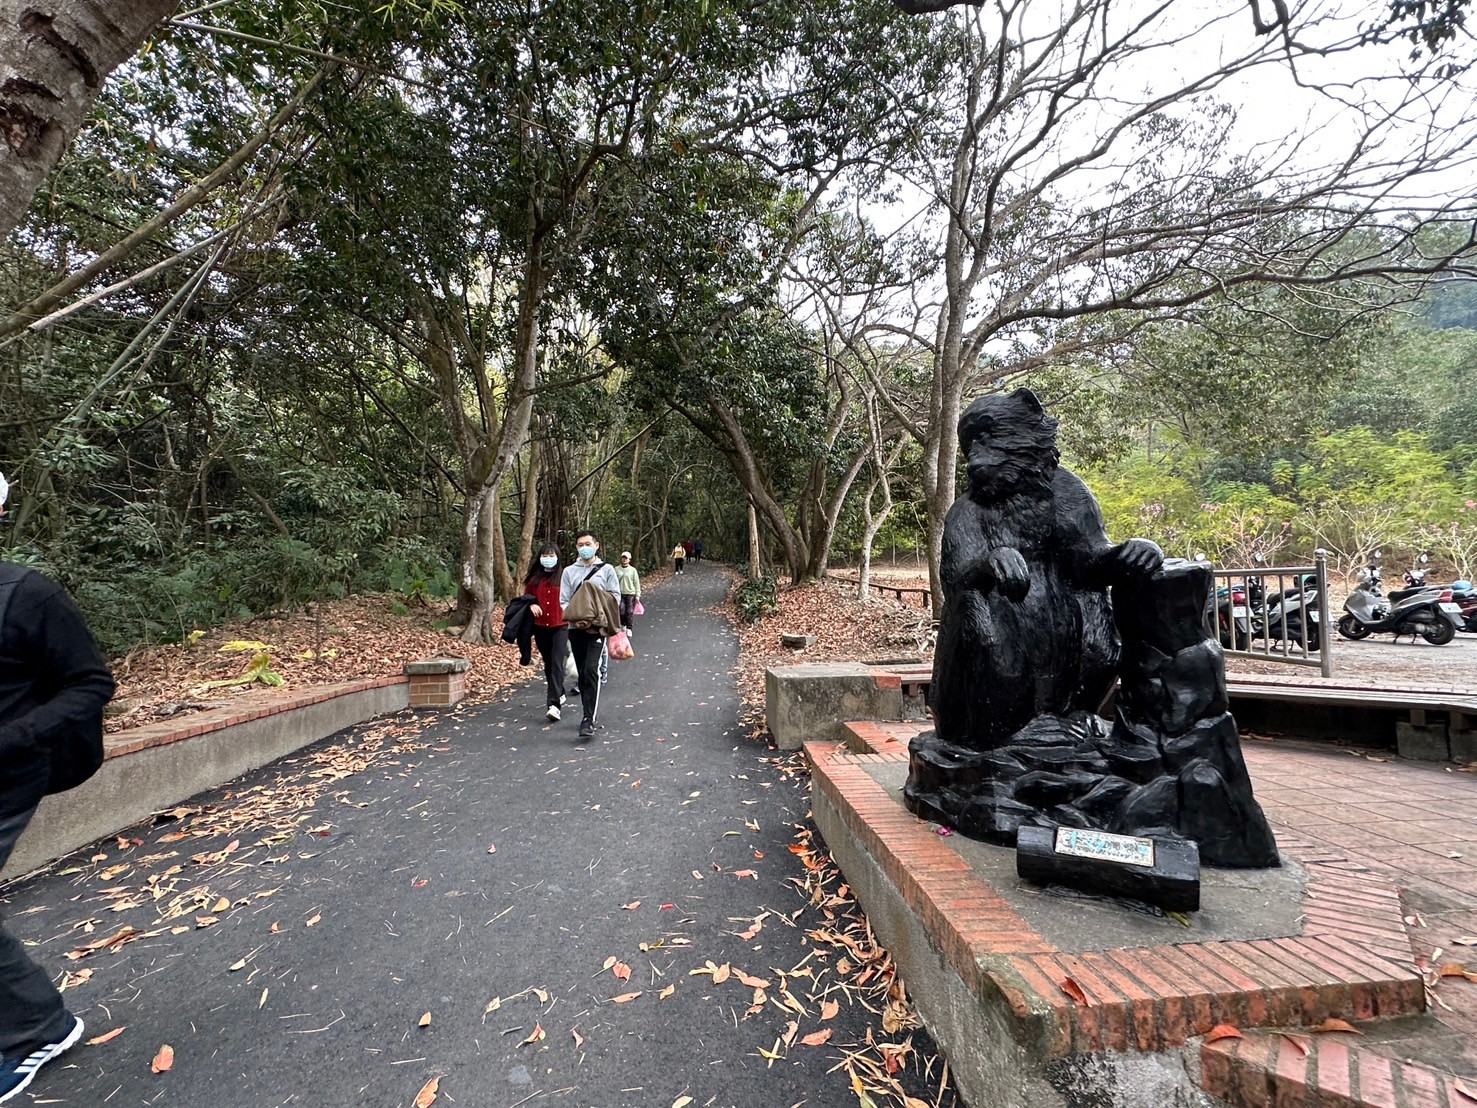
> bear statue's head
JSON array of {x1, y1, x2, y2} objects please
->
[{"x1": 958, "y1": 387, "x2": 1061, "y2": 501}]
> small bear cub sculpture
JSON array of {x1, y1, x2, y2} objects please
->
[{"x1": 928, "y1": 387, "x2": 1161, "y2": 749}]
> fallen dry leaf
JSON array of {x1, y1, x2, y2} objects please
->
[
  {"x1": 734, "y1": 970, "x2": 771, "y2": 989},
  {"x1": 1059, "y1": 977, "x2": 1089, "y2": 1006},
  {"x1": 572, "y1": 1028, "x2": 584, "y2": 1049},
  {"x1": 520, "y1": 1023, "x2": 545, "y2": 1046},
  {"x1": 820, "y1": 999, "x2": 840, "y2": 1020},
  {"x1": 419, "y1": 1012, "x2": 432, "y2": 1028},
  {"x1": 611, "y1": 991, "x2": 643, "y2": 1004},
  {"x1": 414, "y1": 1075, "x2": 440, "y2": 1107},
  {"x1": 151, "y1": 1044, "x2": 174, "y2": 1074},
  {"x1": 801, "y1": 1028, "x2": 833, "y2": 1047},
  {"x1": 613, "y1": 962, "x2": 632, "y2": 982},
  {"x1": 673, "y1": 1098, "x2": 694, "y2": 1108},
  {"x1": 87, "y1": 1027, "x2": 126, "y2": 1046},
  {"x1": 305, "y1": 913, "x2": 321, "y2": 927},
  {"x1": 212, "y1": 897, "x2": 230, "y2": 913},
  {"x1": 1439, "y1": 963, "x2": 1477, "y2": 982},
  {"x1": 659, "y1": 984, "x2": 675, "y2": 1000},
  {"x1": 1454, "y1": 1077, "x2": 1477, "y2": 1102},
  {"x1": 1453, "y1": 937, "x2": 1477, "y2": 947},
  {"x1": 1281, "y1": 1033, "x2": 1310, "y2": 1056},
  {"x1": 712, "y1": 963, "x2": 731, "y2": 985},
  {"x1": 622, "y1": 900, "x2": 641, "y2": 911},
  {"x1": 1205, "y1": 1025, "x2": 1243, "y2": 1044},
  {"x1": 486, "y1": 844, "x2": 496, "y2": 854},
  {"x1": 1312, "y1": 1018, "x2": 1362, "y2": 1035}
]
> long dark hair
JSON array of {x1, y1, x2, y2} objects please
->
[{"x1": 526, "y1": 542, "x2": 561, "y2": 584}]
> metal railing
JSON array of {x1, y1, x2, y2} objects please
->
[{"x1": 1204, "y1": 551, "x2": 1332, "y2": 677}]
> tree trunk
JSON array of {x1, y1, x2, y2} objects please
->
[
  {"x1": 705, "y1": 398, "x2": 810, "y2": 579},
  {"x1": 490, "y1": 485, "x2": 514, "y2": 603},
  {"x1": 0, "y1": 0, "x2": 181, "y2": 241},
  {"x1": 457, "y1": 486, "x2": 498, "y2": 642},
  {"x1": 747, "y1": 499, "x2": 761, "y2": 580},
  {"x1": 858, "y1": 440, "x2": 906, "y2": 603},
  {"x1": 512, "y1": 444, "x2": 542, "y2": 584}
]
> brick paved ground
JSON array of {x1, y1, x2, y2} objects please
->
[
  {"x1": 1245, "y1": 737, "x2": 1477, "y2": 1077},
  {"x1": 819, "y1": 721, "x2": 1477, "y2": 1105}
]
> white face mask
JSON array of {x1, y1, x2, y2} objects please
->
[{"x1": 540, "y1": 555, "x2": 558, "y2": 569}]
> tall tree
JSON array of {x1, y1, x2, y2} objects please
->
[
  {"x1": 866, "y1": 2, "x2": 1477, "y2": 606},
  {"x1": 0, "y1": 0, "x2": 180, "y2": 239}
]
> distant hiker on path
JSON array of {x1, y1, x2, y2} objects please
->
[
  {"x1": 672, "y1": 543, "x2": 686, "y2": 575},
  {"x1": 523, "y1": 543, "x2": 569, "y2": 723},
  {"x1": 1, "y1": 473, "x2": 116, "y2": 1104},
  {"x1": 615, "y1": 552, "x2": 641, "y2": 637},
  {"x1": 561, "y1": 532, "x2": 622, "y2": 740},
  {"x1": 692, "y1": 536, "x2": 704, "y2": 562}
]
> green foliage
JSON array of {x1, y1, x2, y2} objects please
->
[
  {"x1": 1082, "y1": 424, "x2": 1476, "y2": 576},
  {"x1": 733, "y1": 575, "x2": 779, "y2": 623}
]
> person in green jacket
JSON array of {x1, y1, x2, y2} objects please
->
[{"x1": 615, "y1": 552, "x2": 642, "y2": 637}]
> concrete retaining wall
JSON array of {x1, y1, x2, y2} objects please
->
[
  {"x1": 2, "y1": 678, "x2": 409, "y2": 880},
  {"x1": 765, "y1": 663, "x2": 905, "y2": 750},
  {"x1": 812, "y1": 779, "x2": 1219, "y2": 1108}
]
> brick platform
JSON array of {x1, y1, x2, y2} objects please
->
[{"x1": 805, "y1": 722, "x2": 1477, "y2": 1108}]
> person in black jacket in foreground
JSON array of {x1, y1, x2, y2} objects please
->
[{"x1": 0, "y1": 473, "x2": 116, "y2": 1105}]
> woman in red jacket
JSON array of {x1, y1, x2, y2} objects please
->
[{"x1": 524, "y1": 543, "x2": 569, "y2": 722}]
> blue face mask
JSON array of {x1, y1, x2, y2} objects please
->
[
  {"x1": 540, "y1": 555, "x2": 558, "y2": 570},
  {"x1": 577, "y1": 545, "x2": 596, "y2": 561}
]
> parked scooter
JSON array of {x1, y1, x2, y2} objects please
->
[
  {"x1": 1254, "y1": 571, "x2": 1322, "y2": 652},
  {"x1": 1448, "y1": 579, "x2": 1477, "y2": 633},
  {"x1": 1337, "y1": 555, "x2": 1463, "y2": 644},
  {"x1": 1209, "y1": 582, "x2": 1253, "y2": 650}
]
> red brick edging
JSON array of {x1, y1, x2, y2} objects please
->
[
  {"x1": 104, "y1": 676, "x2": 409, "y2": 760},
  {"x1": 807, "y1": 726, "x2": 1424, "y2": 1059}
]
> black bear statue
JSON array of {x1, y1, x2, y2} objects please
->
[{"x1": 903, "y1": 388, "x2": 1279, "y2": 869}]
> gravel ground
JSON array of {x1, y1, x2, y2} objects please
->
[{"x1": 1228, "y1": 630, "x2": 1477, "y2": 690}]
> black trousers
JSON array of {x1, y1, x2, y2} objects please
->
[
  {"x1": 674, "y1": 557, "x2": 684, "y2": 574},
  {"x1": 532, "y1": 625, "x2": 568, "y2": 707},
  {"x1": 1, "y1": 801, "x2": 67, "y2": 1054},
  {"x1": 620, "y1": 595, "x2": 637, "y2": 632},
  {"x1": 568, "y1": 629, "x2": 605, "y2": 725}
]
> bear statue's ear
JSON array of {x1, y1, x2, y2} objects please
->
[{"x1": 1011, "y1": 387, "x2": 1044, "y2": 414}]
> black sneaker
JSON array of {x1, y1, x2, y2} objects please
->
[
  {"x1": 0, "y1": 1014, "x2": 84, "y2": 1104},
  {"x1": 578, "y1": 718, "x2": 594, "y2": 740}
]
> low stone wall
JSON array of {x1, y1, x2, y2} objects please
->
[
  {"x1": 2, "y1": 677, "x2": 410, "y2": 880},
  {"x1": 765, "y1": 662, "x2": 907, "y2": 750}
]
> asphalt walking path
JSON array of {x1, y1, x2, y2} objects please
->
[{"x1": 2, "y1": 562, "x2": 948, "y2": 1108}]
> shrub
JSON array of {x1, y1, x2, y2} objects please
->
[{"x1": 734, "y1": 575, "x2": 779, "y2": 623}]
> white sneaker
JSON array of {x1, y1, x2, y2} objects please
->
[{"x1": 546, "y1": 704, "x2": 561, "y2": 722}]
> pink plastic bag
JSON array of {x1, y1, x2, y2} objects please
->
[
  {"x1": 633, "y1": 601, "x2": 645, "y2": 616},
  {"x1": 608, "y1": 630, "x2": 635, "y2": 661}
]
